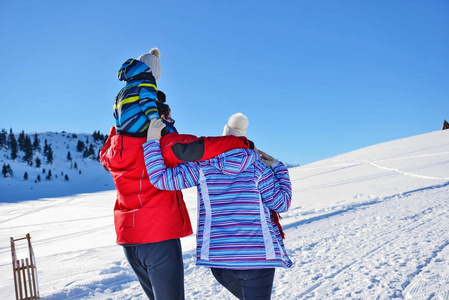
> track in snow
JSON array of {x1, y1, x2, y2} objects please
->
[{"x1": 274, "y1": 183, "x2": 449, "y2": 299}]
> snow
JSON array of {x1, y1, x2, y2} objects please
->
[{"x1": 1, "y1": 130, "x2": 448, "y2": 299}]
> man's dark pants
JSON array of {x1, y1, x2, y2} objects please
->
[{"x1": 123, "y1": 239, "x2": 184, "y2": 300}]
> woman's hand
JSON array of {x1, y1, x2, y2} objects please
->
[
  {"x1": 258, "y1": 149, "x2": 278, "y2": 167},
  {"x1": 147, "y1": 118, "x2": 166, "y2": 141}
]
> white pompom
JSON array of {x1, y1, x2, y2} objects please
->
[
  {"x1": 222, "y1": 113, "x2": 249, "y2": 136},
  {"x1": 149, "y1": 48, "x2": 160, "y2": 58},
  {"x1": 228, "y1": 113, "x2": 249, "y2": 131}
]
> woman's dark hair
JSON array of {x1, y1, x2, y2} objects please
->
[{"x1": 157, "y1": 101, "x2": 171, "y2": 118}]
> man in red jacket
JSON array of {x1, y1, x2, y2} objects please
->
[{"x1": 100, "y1": 102, "x2": 253, "y2": 299}]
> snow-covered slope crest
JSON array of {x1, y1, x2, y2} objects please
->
[
  {"x1": 287, "y1": 130, "x2": 449, "y2": 213},
  {"x1": 0, "y1": 130, "x2": 448, "y2": 299}
]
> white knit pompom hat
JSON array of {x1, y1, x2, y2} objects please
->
[
  {"x1": 137, "y1": 48, "x2": 161, "y2": 81},
  {"x1": 222, "y1": 113, "x2": 249, "y2": 137}
]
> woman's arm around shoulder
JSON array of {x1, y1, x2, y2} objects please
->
[
  {"x1": 143, "y1": 138, "x2": 201, "y2": 191},
  {"x1": 256, "y1": 157, "x2": 292, "y2": 213}
]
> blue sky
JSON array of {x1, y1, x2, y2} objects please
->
[{"x1": 1, "y1": 0, "x2": 448, "y2": 165}]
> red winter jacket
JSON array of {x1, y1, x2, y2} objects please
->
[{"x1": 100, "y1": 127, "x2": 252, "y2": 244}]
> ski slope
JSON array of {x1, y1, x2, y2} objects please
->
[{"x1": 0, "y1": 130, "x2": 448, "y2": 299}]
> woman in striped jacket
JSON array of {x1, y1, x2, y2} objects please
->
[{"x1": 143, "y1": 114, "x2": 293, "y2": 300}]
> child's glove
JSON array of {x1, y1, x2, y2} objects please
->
[
  {"x1": 147, "y1": 119, "x2": 166, "y2": 141},
  {"x1": 258, "y1": 150, "x2": 278, "y2": 167}
]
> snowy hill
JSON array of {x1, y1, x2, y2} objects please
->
[
  {"x1": 0, "y1": 131, "x2": 114, "y2": 202},
  {"x1": 0, "y1": 129, "x2": 299, "y2": 204},
  {"x1": 0, "y1": 130, "x2": 448, "y2": 299}
]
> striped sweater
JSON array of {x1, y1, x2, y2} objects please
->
[
  {"x1": 114, "y1": 59, "x2": 159, "y2": 137},
  {"x1": 143, "y1": 140, "x2": 293, "y2": 269}
]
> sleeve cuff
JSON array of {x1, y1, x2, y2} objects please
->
[
  {"x1": 143, "y1": 139, "x2": 160, "y2": 150},
  {"x1": 271, "y1": 160, "x2": 281, "y2": 169}
]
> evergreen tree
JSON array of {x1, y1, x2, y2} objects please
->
[
  {"x1": 67, "y1": 151, "x2": 72, "y2": 162},
  {"x1": 83, "y1": 147, "x2": 89, "y2": 158},
  {"x1": 64, "y1": 174, "x2": 69, "y2": 181},
  {"x1": 77, "y1": 140, "x2": 85, "y2": 152},
  {"x1": 43, "y1": 139, "x2": 48, "y2": 158},
  {"x1": 0, "y1": 128, "x2": 7, "y2": 149},
  {"x1": 32, "y1": 133, "x2": 41, "y2": 152},
  {"x1": 23, "y1": 136, "x2": 33, "y2": 165},
  {"x1": 17, "y1": 130, "x2": 26, "y2": 151},
  {"x1": 24, "y1": 172, "x2": 28, "y2": 181},
  {"x1": 2, "y1": 164, "x2": 13, "y2": 178},
  {"x1": 74, "y1": 162, "x2": 78, "y2": 170},
  {"x1": 2, "y1": 164, "x2": 7, "y2": 178},
  {"x1": 46, "y1": 144, "x2": 54, "y2": 164},
  {"x1": 18, "y1": 131, "x2": 26, "y2": 151},
  {"x1": 35, "y1": 157, "x2": 42, "y2": 168},
  {"x1": 9, "y1": 129, "x2": 18, "y2": 160},
  {"x1": 46, "y1": 170, "x2": 52, "y2": 181},
  {"x1": 37, "y1": 174, "x2": 41, "y2": 182},
  {"x1": 92, "y1": 130, "x2": 105, "y2": 142},
  {"x1": 88, "y1": 144, "x2": 95, "y2": 158}
]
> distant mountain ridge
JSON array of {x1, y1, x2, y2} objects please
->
[{"x1": 0, "y1": 130, "x2": 114, "y2": 202}]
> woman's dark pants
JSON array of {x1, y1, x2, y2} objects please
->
[{"x1": 211, "y1": 268, "x2": 275, "y2": 300}]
